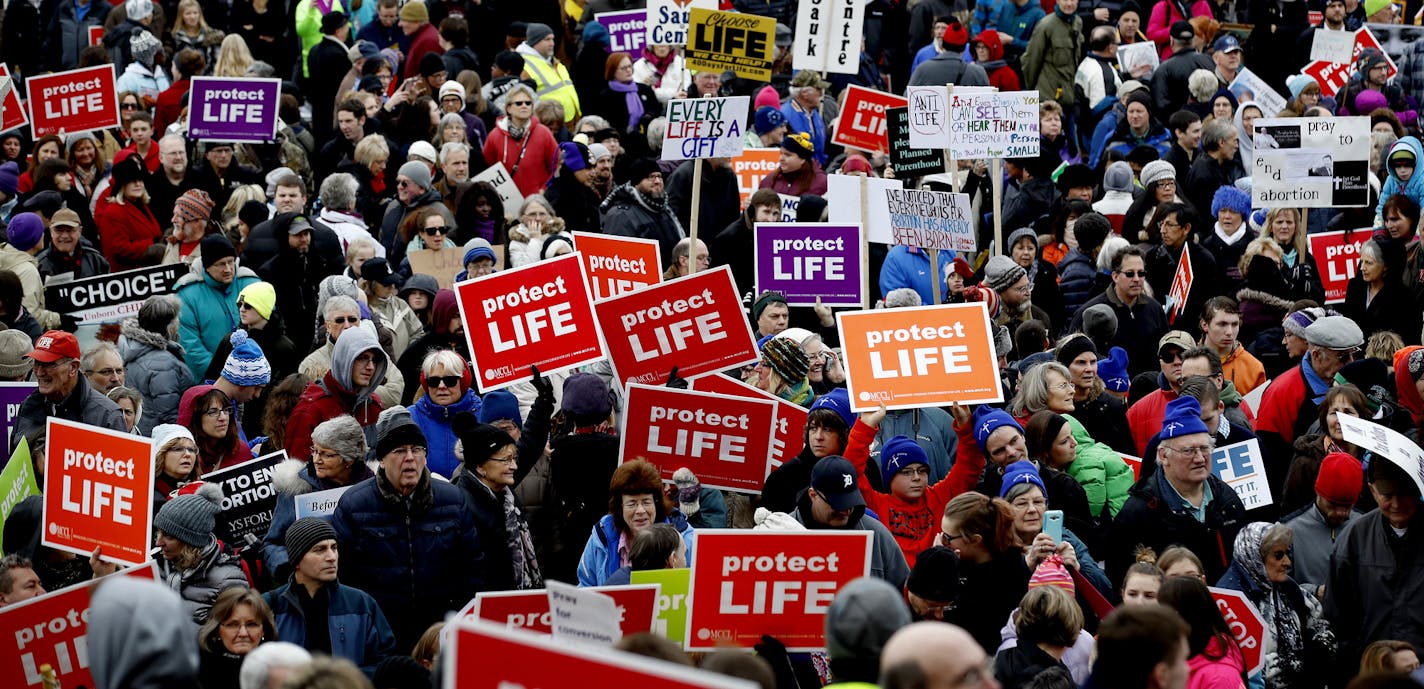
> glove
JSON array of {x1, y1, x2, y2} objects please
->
[
  {"x1": 665, "y1": 366, "x2": 689, "y2": 389},
  {"x1": 672, "y1": 467, "x2": 701, "y2": 517},
  {"x1": 530, "y1": 365, "x2": 554, "y2": 399},
  {"x1": 59, "y1": 313, "x2": 80, "y2": 333}
]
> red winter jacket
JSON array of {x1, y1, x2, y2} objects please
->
[
  {"x1": 285, "y1": 372, "x2": 385, "y2": 461},
  {"x1": 1127, "y1": 385, "x2": 1178, "y2": 456},
  {"x1": 402, "y1": 23, "x2": 444, "y2": 79},
  {"x1": 97, "y1": 196, "x2": 162, "y2": 272},
  {"x1": 483, "y1": 118, "x2": 559, "y2": 197},
  {"x1": 971, "y1": 30, "x2": 1022, "y2": 92}
]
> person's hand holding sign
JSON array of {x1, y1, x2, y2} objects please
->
[{"x1": 860, "y1": 404, "x2": 886, "y2": 429}]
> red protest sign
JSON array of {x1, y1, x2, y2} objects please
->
[
  {"x1": 445, "y1": 618, "x2": 757, "y2": 689},
  {"x1": 619, "y1": 384, "x2": 776, "y2": 493},
  {"x1": 0, "y1": 65, "x2": 29, "y2": 135},
  {"x1": 455, "y1": 252, "x2": 606, "y2": 392},
  {"x1": 692, "y1": 372, "x2": 808, "y2": 470},
  {"x1": 27, "y1": 65, "x2": 121, "y2": 138},
  {"x1": 43, "y1": 418, "x2": 154, "y2": 566},
  {"x1": 1166, "y1": 247, "x2": 1193, "y2": 325},
  {"x1": 686, "y1": 530, "x2": 872, "y2": 651},
  {"x1": 593, "y1": 265, "x2": 758, "y2": 387},
  {"x1": 1209, "y1": 587, "x2": 1267, "y2": 675},
  {"x1": 87, "y1": 26, "x2": 105, "y2": 47},
  {"x1": 0, "y1": 562, "x2": 158, "y2": 689},
  {"x1": 1303, "y1": 26, "x2": 1395, "y2": 96},
  {"x1": 1308, "y1": 228, "x2": 1370, "y2": 304},
  {"x1": 832, "y1": 86, "x2": 906, "y2": 153},
  {"x1": 461, "y1": 584, "x2": 660, "y2": 637},
  {"x1": 573, "y1": 231, "x2": 663, "y2": 300}
]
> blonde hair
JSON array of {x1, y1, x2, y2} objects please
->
[
  {"x1": 1238, "y1": 235, "x2": 1283, "y2": 276},
  {"x1": 214, "y1": 34, "x2": 254, "y2": 77},
  {"x1": 354, "y1": 134, "x2": 390, "y2": 168},
  {"x1": 1264, "y1": 207, "x2": 1307, "y2": 257},
  {"x1": 1367, "y1": 330, "x2": 1404, "y2": 363},
  {"x1": 1040, "y1": 100, "x2": 1064, "y2": 119},
  {"x1": 222, "y1": 183, "x2": 265, "y2": 232},
  {"x1": 1009, "y1": 362, "x2": 1073, "y2": 418},
  {"x1": 174, "y1": 0, "x2": 213, "y2": 35}
]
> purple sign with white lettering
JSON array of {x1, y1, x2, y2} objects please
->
[
  {"x1": 754, "y1": 223, "x2": 864, "y2": 307},
  {"x1": 187, "y1": 76, "x2": 282, "y2": 143},
  {"x1": 597, "y1": 10, "x2": 647, "y2": 54},
  {"x1": 0, "y1": 382, "x2": 37, "y2": 449}
]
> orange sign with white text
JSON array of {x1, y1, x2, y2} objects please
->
[
  {"x1": 42, "y1": 419, "x2": 154, "y2": 566},
  {"x1": 836, "y1": 302, "x2": 1004, "y2": 412},
  {"x1": 732, "y1": 148, "x2": 780, "y2": 206},
  {"x1": 573, "y1": 231, "x2": 663, "y2": 300}
]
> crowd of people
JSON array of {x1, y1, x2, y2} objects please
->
[{"x1": 7, "y1": 0, "x2": 1424, "y2": 687}]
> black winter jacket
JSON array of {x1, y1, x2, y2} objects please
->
[{"x1": 1107, "y1": 469, "x2": 1246, "y2": 588}]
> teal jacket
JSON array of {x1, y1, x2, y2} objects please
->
[{"x1": 175, "y1": 263, "x2": 260, "y2": 380}]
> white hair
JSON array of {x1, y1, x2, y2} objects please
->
[
  {"x1": 239, "y1": 642, "x2": 312, "y2": 689},
  {"x1": 422, "y1": 349, "x2": 468, "y2": 379},
  {"x1": 318, "y1": 172, "x2": 358, "y2": 212},
  {"x1": 439, "y1": 141, "x2": 471, "y2": 164},
  {"x1": 323, "y1": 295, "x2": 360, "y2": 320}
]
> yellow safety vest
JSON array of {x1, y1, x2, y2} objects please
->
[{"x1": 523, "y1": 55, "x2": 582, "y2": 123}]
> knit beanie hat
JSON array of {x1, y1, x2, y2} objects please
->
[
  {"x1": 525, "y1": 22, "x2": 554, "y2": 46},
  {"x1": 200, "y1": 234, "x2": 236, "y2": 269},
  {"x1": 809, "y1": 388, "x2": 855, "y2": 430},
  {"x1": 1055, "y1": 335, "x2": 1097, "y2": 367},
  {"x1": 151, "y1": 424, "x2": 195, "y2": 466},
  {"x1": 476, "y1": 389, "x2": 524, "y2": 430},
  {"x1": 285, "y1": 517, "x2": 338, "y2": 564},
  {"x1": 941, "y1": 18, "x2": 969, "y2": 48},
  {"x1": 559, "y1": 141, "x2": 588, "y2": 171},
  {"x1": 239, "y1": 282, "x2": 276, "y2": 320},
  {"x1": 561, "y1": 372, "x2": 613, "y2": 423},
  {"x1": 6, "y1": 213, "x2": 44, "y2": 251},
  {"x1": 1316, "y1": 452, "x2": 1364, "y2": 504},
  {"x1": 1286, "y1": 74, "x2": 1317, "y2": 100},
  {"x1": 1082, "y1": 303, "x2": 1118, "y2": 343},
  {"x1": 782, "y1": 132, "x2": 814, "y2": 160},
  {"x1": 973, "y1": 406, "x2": 1022, "y2": 454},
  {"x1": 222, "y1": 330, "x2": 271, "y2": 386},
  {"x1": 399, "y1": 0, "x2": 428, "y2": 22},
  {"x1": 754, "y1": 106, "x2": 788, "y2": 135},
  {"x1": 0, "y1": 330, "x2": 34, "y2": 379},
  {"x1": 880, "y1": 435, "x2": 930, "y2": 488},
  {"x1": 906, "y1": 546, "x2": 962, "y2": 602},
  {"x1": 1098, "y1": 346, "x2": 1131, "y2": 393},
  {"x1": 752, "y1": 291, "x2": 788, "y2": 322},
  {"x1": 127, "y1": 0, "x2": 153, "y2": 21},
  {"x1": 419, "y1": 52, "x2": 446, "y2": 78},
  {"x1": 454, "y1": 417, "x2": 516, "y2": 466},
  {"x1": 1160, "y1": 396, "x2": 1210, "y2": 439},
  {"x1": 374, "y1": 406, "x2": 428, "y2": 458},
  {"x1": 1029, "y1": 554, "x2": 1076, "y2": 592},
  {"x1": 1283, "y1": 307, "x2": 1327, "y2": 338},
  {"x1": 1365, "y1": 0, "x2": 1392, "y2": 15},
  {"x1": 175, "y1": 189, "x2": 216, "y2": 227},
  {"x1": 238, "y1": 200, "x2": 269, "y2": 230},
  {"x1": 824, "y1": 577, "x2": 911, "y2": 661},
  {"x1": 761, "y1": 337, "x2": 810, "y2": 382},
  {"x1": 1211, "y1": 186, "x2": 1252, "y2": 219},
  {"x1": 0, "y1": 162, "x2": 19, "y2": 197},
  {"x1": 1140, "y1": 160, "x2": 1176, "y2": 188},
  {"x1": 1000, "y1": 460, "x2": 1047, "y2": 499},
  {"x1": 983, "y1": 255, "x2": 1027, "y2": 294},
  {"x1": 463, "y1": 238, "x2": 497, "y2": 268},
  {"x1": 965, "y1": 285, "x2": 1000, "y2": 320},
  {"x1": 154, "y1": 482, "x2": 224, "y2": 547},
  {"x1": 398, "y1": 161, "x2": 432, "y2": 190},
  {"x1": 1103, "y1": 161, "x2": 1135, "y2": 193},
  {"x1": 131, "y1": 30, "x2": 162, "y2": 67}
]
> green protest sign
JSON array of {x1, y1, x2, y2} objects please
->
[
  {"x1": 0, "y1": 439, "x2": 39, "y2": 555},
  {"x1": 632, "y1": 568, "x2": 690, "y2": 646}
]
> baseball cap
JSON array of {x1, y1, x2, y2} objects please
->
[
  {"x1": 28, "y1": 330, "x2": 81, "y2": 363},
  {"x1": 1213, "y1": 35, "x2": 1241, "y2": 53},
  {"x1": 50, "y1": 208, "x2": 81, "y2": 228},
  {"x1": 360, "y1": 257, "x2": 403, "y2": 286},
  {"x1": 811, "y1": 456, "x2": 865, "y2": 511},
  {"x1": 1171, "y1": 20, "x2": 1194, "y2": 41},
  {"x1": 1158, "y1": 330, "x2": 1194, "y2": 355},
  {"x1": 287, "y1": 215, "x2": 314, "y2": 235}
]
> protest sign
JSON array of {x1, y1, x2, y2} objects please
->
[
  {"x1": 445, "y1": 618, "x2": 757, "y2": 689},
  {"x1": 466, "y1": 584, "x2": 660, "y2": 637},
  {"x1": 1165, "y1": 248, "x2": 1193, "y2": 325},
  {"x1": 837, "y1": 302, "x2": 1003, "y2": 411},
  {"x1": 686, "y1": 530, "x2": 871, "y2": 651},
  {"x1": 684, "y1": 9, "x2": 777, "y2": 81},
  {"x1": 1228, "y1": 68, "x2": 1288, "y2": 120},
  {"x1": 1, "y1": 439, "x2": 38, "y2": 555},
  {"x1": 1304, "y1": 26, "x2": 1396, "y2": 95},
  {"x1": 1310, "y1": 28, "x2": 1356, "y2": 62},
  {"x1": 1252, "y1": 117, "x2": 1370, "y2": 208},
  {"x1": 646, "y1": 0, "x2": 718, "y2": 46},
  {"x1": 620, "y1": 384, "x2": 777, "y2": 492},
  {"x1": 632, "y1": 568, "x2": 691, "y2": 645},
  {"x1": 885, "y1": 189, "x2": 974, "y2": 252},
  {"x1": 597, "y1": 10, "x2": 648, "y2": 53},
  {"x1": 406, "y1": 247, "x2": 465, "y2": 289},
  {"x1": 471, "y1": 162, "x2": 524, "y2": 220},
  {"x1": 594, "y1": 265, "x2": 758, "y2": 387},
  {"x1": 661, "y1": 96, "x2": 751, "y2": 160},
  {"x1": 1308, "y1": 229, "x2": 1371, "y2": 303},
  {"x1": 573, "y1": 232, "x2": 663, "y2": 299},
  {"x1": 948, "y1": 90, "x2": 1039, "y2": 159},
  {"x1": 456, "y1": 252, "x2": 605, "y2": 392},
  {"x1": 0, "y1": 65, "x2": 29, "y2": 134},
  {"x1": 1210, "y1": 439, "x2": 1273, "y2": 509},
  {"x1": 907, "y1": 85, "x2": 951, "y2": 149},
  {"x1": 87, "y1": 25, "x2": 105, "y2": 47},
  {"x1": 793, "y1": 0, "x2": 864, "y2": 74},
  {"x1": 827, "y1": 174, "x2": 900, "y2": 244},
  {"x1": 201, "y1": 451, "x2": 284, "y2": 546},
  {"x1": 1117, "y1": 41, "x2": 1160, "y2": 79},
  {"x1": 1209, "y1": 587, "x2": 1268, "y2": 676},
  {"x1": 0, "y1": 382, "x2": 37, "y2": 450},
  {"x1": 776, "y1": 193, "x2": 801, "y2": 221},
  {"x1": 886, "y1": 106, "x2": 947, "y2": 176},
  {"x1": 43, "y1": 419, "x2": 153, "y2": 565},
  {"x1": 547, "y1": 580, "x2": 624, "y2": 645},
  {"x1": 732, "y1": 148, "x2": 780, "y2": 205},
  {"x1": 1121, "y1": 453, "x2": 1143, "y2": 481},
  {"x1": 27, "y1": 65, "x2": 120, "y2": 137},
  {"x1": 754, "y1": 223, "x2": 864, "y2": 306},
  {"x1": 691, "y1": 373, "x2": 809, "y2": 470},
  {"x1": 294, "y1": 485, "x2": 351, "y2": 519},
  {"x1": 832, "y1": 86, "x2": 905, "y2": 152},
  {"x1": 1337, "y1": 414, "x2": 1424, "y2": 496},
  {"x1": 187, "y1": 76, "x2": 281, "y2": 142},
  {"x1": 44, "y1": 263, "x2": 185, "y2": 325},
  {"x1": 0, "y1": 562, "x2": 159, "y2": 689}
]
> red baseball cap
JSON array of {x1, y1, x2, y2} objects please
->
[{"x1": 28, "y1": 330, "x2": 81, "y2": 363}]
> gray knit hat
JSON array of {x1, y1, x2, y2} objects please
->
[
  {"x1": 397, "y1": 161, "x2": 432, "y2": 190},
  {"x1": 311, "y1": 415, "x2": 368, "y2": 464},
  {"x1": 1082, "y1": 303, "x2": 1118, "y2": 343},
  {"x1": 285, "y1": 517, "x2": 338, "y2": 564},
  {"x1": 0, "y1": 330, "x2": 34, "y2": 378},
  {"x1": 374, "y1": 406, "x2": 427, "y2": 459},
  {"x1": 824, "y1": 577, "x2": 911, "y2": 661},
  {"x1": 984, "y1": 255, "x2": 1027, "y2": 293},
  {"x1": 154, "y1": 482, "x2": 224, "y2": 547},
  {"x1": 525, "y1": 22, "x2": 554, "y2": 46}
]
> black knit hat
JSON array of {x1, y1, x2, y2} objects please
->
[
  {"x1": 907, "y1": 546, "x2": 963, "y2": 602},
  {"x1": 285, "y1": 517, "x2": 337, "y2": 563},
  {"x1": 452, "y1": 412, "x2": 515, "y2": 465},
  {"x1": 109, "y1": 155, "x2": 147, "y2": 192},
  {"x1": 200, "y1": 234, "x2": 236, "y2": 269}
]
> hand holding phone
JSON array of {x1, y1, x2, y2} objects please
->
[{"x1": 1043, "y1": 510, "x2": 1064, "y2": 544}]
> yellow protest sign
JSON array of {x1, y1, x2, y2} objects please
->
[{"x1": 684, "y1": 8, "x2": 776, "y2": 81}]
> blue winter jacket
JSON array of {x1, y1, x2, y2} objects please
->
[
  {"x1": 263, "y1": 579, "x2": 396, "y2": 676},
  {"x1": 879, "y1": 245, "x2": 956, "y2": 305},
  {"x1": 996, "y1": 0, "x2": 1046, "y2": 53},
  {"x1": 409, "y1": 390, "x2": 482, "y2": 479},
  {"x1": 781, "y1": 101, "x2": 828, "y2": 166},
  {"x1": 576, "y1": 513, "x2": 695, "y2": 587},
  {"x1": 175, "y1": 263, "x2": 260, "y2": 380},
  {"x1": 1378, "y1": 137, "x2": 1424, "y2": 222},
  {"x1": 262, "y1": 458, "x2": 375, "y2": 581},
  {"x1": 1057, "y1": 248, "x2": 1099, "y2": 317}
]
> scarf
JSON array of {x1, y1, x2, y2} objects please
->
[
  {"x1": 502, "y1": 486, "x2": 543, "y2": 589},
  {"x1": 1215, "y1": 223, "x2": 1248, "y2": 245},
  {"x1": 608, "y1": 79, "x2": 644, "y2": 132},
  {"x1": 640, "y1": 47, "x2": 676, "y2": 85},
  {"x1": 1231, "y1": 522, "x2": 1307, "y2": 685}
]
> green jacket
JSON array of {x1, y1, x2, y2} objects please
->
[
  {"x1": 1063, "y1": 414, "x2": 1134, "y2": 518},
  {"x1": 1023, "y1": 10, "x2": 1082, "y2": 107}
]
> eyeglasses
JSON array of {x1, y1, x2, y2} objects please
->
[
  {"x1": 507, "y1": 100, "x2": 533, "y2": 107},
  {"x1": 389, "y1": 445, "x2": 427, "y2": 457},
  {"x1": 220, "y1": 620, "x2": 264, "y2": 633},
  {"x1": 938, "y1": 531, "x2": 966, "y2": 546},
  {"x1": 1330, "y1": 348, "x2": 1360, "y2": 362},
  {"x1": 897, "y1": 466, "x2": 930, "y2": 478},
  {"x1": 168, "y1": 444, "x2": 198, "y2": 455},
  {"x1": 427, "y1": 375, "x2": 461, "y2": 389},
  {"x1": 354, "y1": 353, "x2": 378, "y2": 367},
  {"x1": 1010, "y1": 497, "x2": 1048, "y2": 510},
  {"x1": 312, "y1": 448, "x2": 344, "y2": 462},
  {"x1": 1118, "y1": 270, "x2": 1147, "y2": 278},
  {"x1": 330, "y1": 316, "x2": 360, "y2": 325},
  {"x1": 1164, "y1": 444, "x2": 1213, "y2": 458},
  {"x1": 422, "y1": 225, "x2": 450, "y2": 235},
  {"x1": 204, "y1": 407, "x2": 232, "y2": 419},
  {"x1": 121, "y1": 103, "x2": 140, "y2": 111},
  {"x1": 1051, "y1": 381, "x2": 1075, "y2": 391},
  {"x1": 489, "y1": 451, "x2": 518, "y2": 465},
  {"x1": 86, "y1": 367, "x2": 124, "y2": 377}
]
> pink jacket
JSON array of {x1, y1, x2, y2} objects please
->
[
  {"x1": 1187, "y1": 636, "x2": 1247, "y2": 689},
  {"x1": 1146, "y1": 0, "x2": 1215, "y2": 59}
]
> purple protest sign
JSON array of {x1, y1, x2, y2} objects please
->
[
  {"x1": 187, "y1": 76, "x2": 282, "y2": 143},
  {"x1": 0, "y1": 382, "x2": 37, "y2": 449},
  {"x1": 597, "y1": 10, "x2": 647, "y2": 54},
  {"x1": 754, "y1": 223, "x2": 864, "y2": 307}
]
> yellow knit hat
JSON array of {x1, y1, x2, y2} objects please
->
[{"x1": 238, "y1": 282, "x2": 277, "y2": 320}]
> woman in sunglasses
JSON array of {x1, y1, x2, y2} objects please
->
[
  {"x1": 408, "y1": 350, "x2": 481, "y2": 480},
  {"x1": 396, "y1": 208, "x2": 458, "y2": 281}
]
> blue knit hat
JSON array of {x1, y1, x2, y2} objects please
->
[
  {"x1": 1160, "y1": 396, "x2": 1210, "y2": 439},
  {"x1": 1000, "y1": 460, "x2": 1047, "y2": 499},
  {"x1": 754, "y1": 106, "x2": 787, "y2": 135},
  {"x1": 1098, "y1": 346, "x2": 1131, "y2": 393},
  {"x1": 1210, "y1": 185, "x2": 1252, "y2": 219},
  {"x1": 973, "y1": 406, "x2": 1022, "y2": 454},
  {"x1": 880, "y1": 435, "x2": 929, "y2": 487},
  {"x1": 221, "y1": 330, "x2": 271, "y2": 386},
  {"x1": 477, "y1": 389, "x2": 524, "y2": 430},
  {"x1": 809, "y1": 388, "x2": 855, "y2": 430},
  {"x1": 463, "y1": 243, "x2": 496, "y2": 268}
]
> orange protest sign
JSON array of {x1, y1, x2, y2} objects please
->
[
  {"x1": 42, "y1": 418, "x2": 154, "y2": 566},
  {"x1": 573, "y1": 231, "x2": 663, "y2": 299},
  {"x1": 836, "y1": 302, "x2": 1003, "y2": 412},
  {"x1": 732, "y1": 148, "x2": 780, "y2": 206}
]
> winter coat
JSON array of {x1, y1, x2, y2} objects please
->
[
  {"x1": 545, "y1": 431, "x2": 622, "y2": 583},
  {"x1": 44, "y1": 0, "x2": 110, "y2": 71},
  {"x1": 577, "y1": 512, "x2": 695, "y2": 586},
  {"x1": 1186, "y1": 636, "x2": 1248, "y2": 689},
  {"x1": 1069, "y1": 392, "x2": 1134, "y2": 455},
  {"x1": 261, "y1": 458, "x2": 376, "y2": 580},
  {"x1": 331, "y1": 466, "x2": 485, "y2": 649},
  {"x1": 1147, "y1": 0, "x2": 1215, "y2": 59},
  {"x1": 1107, "y1": 118, "x2": 1175, "y2": 160},
  {"x1": 1063, "y1": 414, "x2": 1134, "y2": 519},
  {"x1": 1255, "y1": 358, "x2": 1328, "y2": 489},
  {"x1": 1128, "y1": 378, "x2": 1177, "y2": 455},
  {"x1": 995, "y1": 0, "x2": 1047, "y2": 54},
  {"x1": 994, "y1": 637, "x2": 1072, "y2": 688},
  {"x1": 668, "y1": 160, "x2": 741, "y2": 241},
  {"x1": 175, "y1": 263, "x2": 260, "y2": 381},
  {"x1": 121, "y1": 319, "x2": 194, "y2": 435},
  {"x1": 455, "y1": 458, "x2": 544, "y2": 592},
  {"x1": 908, "y1": 51, "x2": 992, "y2": 87},
  {"x1": 369, "y1": 294, "x2": 424, "y2": 362},
  {"x1": 12, "y1": 374, "x2": 127, "y2": 452},
  {"x1": 1282, "y1": 500, "x2": 1359, "y2": 601},
  {"x1": 1327, "y1": 508, "x2": 1424, "y2": 666},
  {"x1": 156, "y1": 538, "x2": 250, "y2": 625},
  {"x1": 243, "y1": 213, "x2": 346, "y2": 273},
  {"x1": 1185, "y1": 156, "x2": 1247, "y2": 225},
  {"x1": 36, "y1": 243, "x2": 110, "y2": 280},
  {"x1": 1146, "y1": 241, "x2": 1221, "y2": 335},
  {"x1": 1023, "y1": 11, "x2": 1082, "y2": 107},
  {"x1": 972, "y1": 31, "x2": 1023, "y2": 92},
  {"x1": 114, "y1": 62, "x2": 171, "y2": 104},
  {"x1": 409, "y1": 390, "x2": 481, "y2": 479},
  {"x1": 545, "y1": 174, "x2": 604, "y2": 233},
  {"x1": 1378, "y1": 138, "x2": 1424, "y2": 221},
  {"x1": 1151, "y1": 48, "x2": 1216, "y2": 115},
  {"x1": 482, "y1": 118, "x2": 560, "y2": 197},
  {"x1": 301, "y1": 336, "x2": 408, "y2": 410},
  {"x1": 1343, "y1": 273, "x2": 1422, "y2": 346},
  {"x1": 945, "y1": 551, "x2": 1031, "y2": 654},
  {"x1": 287, "y1": 327, "x2": 389, "y2": 459},
  {"x1": 97, "y1": 196, "x2": 163, "y2": 272},
  {"x1": 879, "y1": 245, "x2": 957, "y2": 305},
  {"x1": 758, "y1": 164, "x2": 829, "y2": 197},
  {"x1": 790, "y1": 491, "x2": 912, "y2": 589},
  {"x1": 595, "y1": 81, "x2": 661, "y2": 136},
  {"x1": 264, "y1": 579, "x2": 396, "y2": 674},
  {"x1": 0, "y1": 243, "x2": 59, "y2": 330},
  {"x1": 1069, "y1": 287, "x2": 1169, "y2": 378},
  {"x1": 1107, "y1": 468, "x2": 1247, "y2": 588},
  {"x1": 1057, "y1": 248, "x2": 1099, "y2": 316},
  {"x1": 1002, "y1": 177, "x2": 1059, "y2": 233},
  {"x1": 377, "y1": 189, "x2": 457, "y2": 271},
  {"x1": 761, "y1": 445, "x2": 824, "y2": 514},
  {"x1": 633, "y1": 52, "x2": 692, "y2": 104},
  {"x1": 601, "y1": 183, "x2": 686, "y2": 263},
  {"x1": 1216, "y1": 558, "x2": 1336, "y2": 689},
  {"x1": 872, "y1": 407, "x2": 960, "y2": 483}
]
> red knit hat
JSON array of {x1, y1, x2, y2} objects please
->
[
  {"x1": 942, "y1": 20, "x2": 969, "y2": 49},
  {"x1": 1316, "y1": 452, "x2": 1363, "y2": 504},
  {"x1": 1028, "y1": 554, "x2": 1075, "y2": 593}
]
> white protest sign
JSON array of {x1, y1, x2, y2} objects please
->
[
  {"x1": 661, "y1": 96, "x2": 750, "y2": 160},
  {"x1": 948, "y1": 90, "x2": 1039, "y2": 159},
  {"x1": 472, "y1": 162, "x2": 524, "y2": 220},
  {"x1": 793, "y1": 0, "x2": 864, "y2": 75},
  {"x1": 1251, "y1": 117, "x2": 1370, "y2": 208},
  {"x1": 1337, "y1": 414, "x2": 1424, "y2": 497},
  {"x1": 547, "y1": 580, "x2": 623, "y2": 646},
  {"x1": 777, "y1": 193, "x2": 800, "y2": 221},
  {"x1": 645, "y1": 0, "x2": 717, "y2": 47},
  {"x1": 1311, "y1": 29, "x2": 1356, "y2": 63},
  {"x1": 907, "y1": 86, "x2": 950, "y2": 149},
  {"x1": 294, "y1": 485, "x2": 352, "y2": 519},
  {"x1": 1210, "y1": 439, "x2": 1273, "y2": 510},
  {"x1": 1117, "y1": 41, "x2": 1160, "y2": 79},
  {"x1": 827, "y1": 174, "x2": 899, "y2": 244},
  {"x1": 884, "y1": 189, "x2": 974, "y2": 252},
  {"x1": 1229, "y1": 68, "x2": 1287, "y2": 122}
]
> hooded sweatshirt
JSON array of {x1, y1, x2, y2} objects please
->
[
  {"x1": 1234, "y1": 100, "x2": 1262, "y2": 166},
  {"x1": 89, "y1": 576, "x2": 202, "y2": 689},
  {"x1": 1377, "y1": 137, "x2": 1424, "y2": 223},
  {"x1": 972, "y1": 30, "x2": 1022, "y2": 92},
  {"x1": 287, "y1": 325, "x2": 389, "y2": 457}
]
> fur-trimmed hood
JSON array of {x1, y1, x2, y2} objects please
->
[
  {"x1": 1235, "y1": 287, "x2": 1294, "y2": 311},
  {"x1": 120, "y1": 317, "x2": 177, "y2": 352},
  {"x1": 272, "y1": 457, "x2": 378, "y2": 496}
]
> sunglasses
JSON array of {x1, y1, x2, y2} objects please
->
[
  {"x1": 1118, "y1": 270, "x2": 1147, "y2": 278},
  {"x1": 423, "y1": 225, "x2": 450, "y2": 235},
  {"x1": 122, "y1": 103, "x2": 140, "y2": 110},
  {"x1": 507, "y1": 100, "x2": 533, "y2": 107},
  {"x1": 330, "y1": 316, "x2": 360, "y2": 325},
  {"x1": 427, "y1": 375, "x2": 461, "y2": 389},
  {"x1": 1159, "y1": 350, "x2": 1184, "y2": 363}
]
